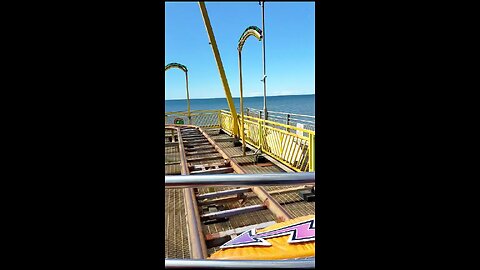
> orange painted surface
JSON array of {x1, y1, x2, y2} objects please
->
[{"x1": 209, "y1": 215, "x2": 315, "y2": 260}]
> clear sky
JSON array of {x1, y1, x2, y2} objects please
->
[{"x1": 165, "y1": 1, "x2": 315, "y2": 100}]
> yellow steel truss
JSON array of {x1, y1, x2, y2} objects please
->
[{"x1": 198, "y1": 2, "x2": 239, "y2": 137}]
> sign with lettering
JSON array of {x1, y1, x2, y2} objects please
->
[{"x1": 220, "y1": 217, "x2": 315, "y2": 249}]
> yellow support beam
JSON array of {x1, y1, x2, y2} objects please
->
[
  {"x1": 309, "y1": 133, "x2": 315, "y2": 172},
  {"x1": 198, "y1": 2, "x2": 239, "y2": 137}
]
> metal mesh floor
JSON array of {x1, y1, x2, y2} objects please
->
[
  {"x1": 165, "y1": 188, "x2": 190, "y2": 259},
  {"x1": 164, "y1": 127, "x2": 315, "y2": 258}
]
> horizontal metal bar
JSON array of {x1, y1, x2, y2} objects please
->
[
  {"x1": 165, "y1": 109, "x2": 222, "y2": 115},
  {"x1": 197, "y1": 195, "x2": 241, "y2": 206},
  {"x1": 247, "y1": 108, "x2": 315, "y2": 118},
  {"x1": 287, "y1": 119, "x2": 316, "y2": 125},
  {"x1": 164, "y1": 142, "x2": 179, "y2": 147},
  {"x1": 164, "y1": 259, "x2": 315, "y2": 269},
  {"x1": 186, "y1": 145, "x2": 214, "y2": 150},
  {"x1": 165, "y1": 161, "x2": 181, "y2": 165},
  {"x1": 190, "y1": 167, "x2": 234, "y2": 175},
  {"x1": 201, "y1": 204, "x2": 266, "y2": 219},
  {"x1": 165, "y1": 173, "x2": 315, "y2": 188},
  {"x1": 186, "y1": 155, "x2": 224, "y2": 162},
  {"x1": 186, "y1": 150, "x2": 219, "y2": 156},
  {"x1": 197, "y1": 188, "x2": 251, "y2": 200},
  {"x1": 206, "y1": 221, "x2": 276, "y2": 240},
  {"x1": 183, "y1": 135, "x2": 206, "y2": 138}
]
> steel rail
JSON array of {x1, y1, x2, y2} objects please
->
[
  {"x1": 176, "y1": 127, "x2": 208, "y2": 259},
  {"x1": 267, "y1": 114, "x2": 316, "y2": 124},
  {"x1": 259, "y1": 109, "x2": 315, "y2": 118},
  {"x1": 165, "y1": 258, "x2": 315, "y2": 269},
  {"x1": 195, "y1": 126, "x2": 293, "y2": 221},
  {"x1": 168, "y1": 124, "x2": 294, "y2": 221},
  {"x1": 165, "y1": 173, "x2": 315, "y2": 188}
]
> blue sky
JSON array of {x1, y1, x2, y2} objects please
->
[{"x1": 165, "y1": 2, "x2": 315, "y2": 100}]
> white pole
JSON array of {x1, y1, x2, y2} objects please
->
[{"x1": 260, "y1": 1, "x2": 267, "y2": 120}]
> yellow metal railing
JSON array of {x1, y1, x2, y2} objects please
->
[
  {"x1": 165, "y1": 109, "x2": 315, "y2": 172},
  {"x1": 219, "y1": 110, "x2": 315, "y2": 172}
]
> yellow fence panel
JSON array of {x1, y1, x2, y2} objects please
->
[
  {"x1": 165, "y1": 109, "x2": 315, "y2": 172},
  {"x1": 219, "y1": 110, "x2": 315, "y2": 172}
]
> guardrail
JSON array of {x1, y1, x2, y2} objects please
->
[
  {"x1": 165, "y1": 172, "x2": 316, "y2": 188},
  {"x1": 165, "y1": 109, "x2": 315, "y2": 172},
  {"x1": 219, "y1": 110, "x2": 315, "y2": 172},
  {"x1": 165, "y1": 109, "x2": 221, "y2": 128},
  {"x1": 246, "y1": 107, "x2": 315, "y2": 132},
  {"x1": 165, "y1": 259, "x2": 315, "y2": 269}
]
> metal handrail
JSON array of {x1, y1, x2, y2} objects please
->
[
  {"x1": 165, "y1": 109, "x2": 221, "y2": 115},
  {"x1": 220, "y1": 110, "x2": 315, "y2": 135},
  {"x1": 165, "y1": 172, "x2": 315, "y2": 188},
  {"x1": 247, "y1": 107, "x2": 315, "y2": 118},
  {"x1": 267, "y1": 115, "x2": 316, "y2": 125},
  {"x1": 165, "y1": 259, "x2": 315, "y2": 269}
]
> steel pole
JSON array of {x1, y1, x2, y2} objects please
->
[
  {"x1": 186, "y1": 72, "x2": 191, "y2": 124},
  {"x1": 165, "y1": 258, "x2": 315, "y2": 269},
  {"x1": 261, "y1": 1, "x2": 268, "y2": 120},
  {"x1": 239, "y1": 51, "x2": 246, "y2": 156},
  {"x1": 165, "y1": 173, "x2": 316, "y2": 188}
]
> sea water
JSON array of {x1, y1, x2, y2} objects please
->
[{"x1": 165, "y1": 94, "x2": 315, "y2": 116}]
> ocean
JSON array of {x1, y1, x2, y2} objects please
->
[{"x1": 165, "y1": 94, "x2": 315, "y2": 116}]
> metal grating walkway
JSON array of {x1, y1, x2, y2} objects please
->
[{"x1": 164, "y1": 127, "x2": 315, "y2": 258}]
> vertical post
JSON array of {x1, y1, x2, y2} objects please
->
[
  {"x1": 309, "y1": 133, "x2": 315, "y2": 172},
  {"x1": 260, "y1": 1, "x2": 268, "y2": 120},
  {"x1": 259, "y1": 110, "x2": 262, "y2": 120},
  {"x1": 312, "y1": 134, "x2": 315, "y2": 171},
  {"x1": 258, "y1": 119, "x2": 263, "y2": 151},
  {"x1": 286, "y1": 114, "x2": 290, "y2": 132},
  {"x1": 198, "y1": 2, "x2": 239, "y2": 137},
  {"x1": 239, "y1": 51, "x2": 246, "y2": 156},
  {"x1": 217, "y1": 110, "x2": 221, "y2": 128},
  {"x1": 186, "y1": 72, "x2": 191, "y2": 125}
]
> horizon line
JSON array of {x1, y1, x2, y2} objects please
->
[{"x1": 165, "y1": 93, "x2": 315, "y2": 101}]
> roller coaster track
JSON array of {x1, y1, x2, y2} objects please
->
[{"x1": 165, "y1": 124, "x2": 294, "y2": 259}]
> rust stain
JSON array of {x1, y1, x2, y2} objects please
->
[
  {"x1": 205, "y1": 233, "x2": 219, "y2": 241},
  {"x1": 263, "y1": 198, "x2": 270, "y2": 207}
]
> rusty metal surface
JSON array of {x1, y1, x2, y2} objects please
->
[
  {"x1": 177, "y1": 127, "x2": 209, "y2": 259},
  {"x1": 165, "y1": 145, "x2": 180, "y2": 164},
  {"x1": 165, "y1": 188, "x2": 190, "y2": 259},
  {"x1": 164, "y1": 127, "x2": 315, "y2": 259},
  {"x1": 165, "y1": 164, "x2": 182, "y2": 175}
]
